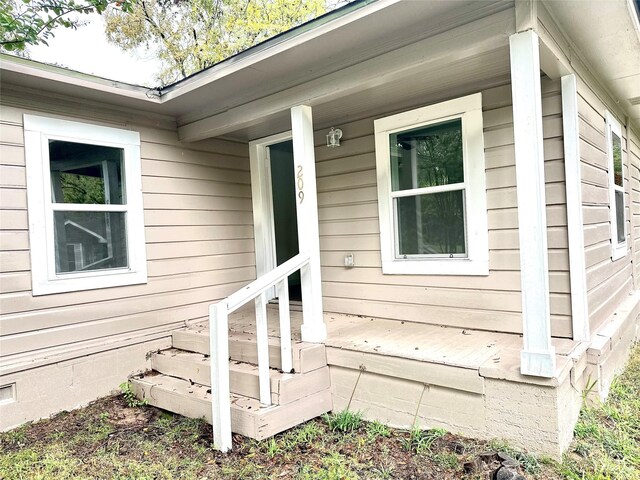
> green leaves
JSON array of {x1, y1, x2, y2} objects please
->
[
  {"x1": 104, "y1": 0, "x2": 326, "y2": 85},
  {"x1": 0, "y1": 0, "x2": 133, "y2": 51}
]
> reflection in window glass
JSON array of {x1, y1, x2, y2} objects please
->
[
  {"x1": 53, "y1": 211, "x2": 128, "y2": 273},
  {"x1": 612, "y1": 133, "x2": 622, "y2": 187},
  {"x1": 389, "y1": 119, "x2": 463, "y2": 191},
  {"x1": 615, "y1": 190, "x2": 625, "y2": 244},
  {"x1": 396, "y1": 190, "x2": 466, "y2": 256},
  {"x1": 49, "y1": 140, "x2": 124, "y2": 204}
]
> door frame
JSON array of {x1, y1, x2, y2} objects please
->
[{"x1": 249, "y1": 131, "x2": 293, "y2": 299}]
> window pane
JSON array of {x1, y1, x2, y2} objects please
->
[
  {"x1": 395, "y1": 190, "x2": 465, "y2": 256},
  {"x1": 615, "y1": 190, "x2": 625, "y2": 244},
  {"x1": 390, "y1": 119, "x2": 463, "y2": 191},
  {"x1": 612, "y1": 132, "x2": 622, "y2": 187},
  {"x1": 53, "y1": 211, "x2": 128, "y2": 273},
  {"x1": 49, "y1": 140, "x2": 125, "y2": 204}
]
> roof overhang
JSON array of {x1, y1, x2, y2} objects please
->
[
  {"x1": 542, "y1": 0, "x2": 640, "y2": 127},
  {"x1": 1, "y1": 0, "x2": 639, "y2": 139}
]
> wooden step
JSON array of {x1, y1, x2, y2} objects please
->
[
  {"x1": 171, "y1": 329, "x2": 326, "y2": 373},
  {"x1": 131, "y1": 373, "x2": 333, "y2": 441},
  {"x1": 151, "y1": 349, "x2": 331, "y2": 405}
]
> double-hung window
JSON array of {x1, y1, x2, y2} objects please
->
[
  {"x1": 374, "y1": 93, "x2": 488, "y2": 275},
  {"x1": 24, "y1": 115, "x2": 147, "y2": 295},
  {"x1": 606, "y1": 112, "x2": 626, "y2": 260}
]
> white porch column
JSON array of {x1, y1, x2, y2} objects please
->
[
  {"x1": 509, "y1": 30, "x2": 556, "y2": 377},
  {"x1": 291, "y1": 105, "x2": 327, "y2": 343},
  {"x1": 561, "y1": 74, "x2": 590, "y2": 342}
]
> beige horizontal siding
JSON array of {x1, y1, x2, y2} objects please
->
[
  {"x1": 630, "y1": 128, "x2": 640, "y2": 284},
  {"x1": 314, "y1": 78, "x2": 572, "y2": 338},
  {"x1": 577, "y1": 82, "x2": 634, "y2": 331},
  {"x1": 0, "y1": 100, "x2": 255, "y2": 368}
]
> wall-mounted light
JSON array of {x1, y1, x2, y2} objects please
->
[{"x1": 326, "y1": 127, "x2": 343, "y2": 148}]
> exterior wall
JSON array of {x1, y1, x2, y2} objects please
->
[
  {"x1": 630, "y1": 128, "x2": 640, "y2": 287},
  {"x1": 576, "y1": 82, "x2": 636, "y2": 331},
  {"x1": 0, "y1": 87, "x2": 255, "y2": 429},
  {"x1": 313, "y1": 78, "x2": 572, "y2": 338}
]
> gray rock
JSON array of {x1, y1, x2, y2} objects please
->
[
  {"x1": 498, "y1": 452, "x2": 520, "y2": 467},
  {"x1": 494, "y1": 466, "x2": 517, "y2": 480}
]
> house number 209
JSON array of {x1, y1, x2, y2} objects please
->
[{"x1": 297, "y1": 165, "x2": 304, "y2": 203}]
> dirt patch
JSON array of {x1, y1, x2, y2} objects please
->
[{"x1": 0, "y1": 395, "x2": 560, "y2": 479}]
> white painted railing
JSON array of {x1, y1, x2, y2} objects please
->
[{"x1": 208, "y1": 252, "x2": 310, "y2": 452}]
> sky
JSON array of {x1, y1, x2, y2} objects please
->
[
  {"x1": 23, "y1": 1, "x2": 352, "y2": 87},
  {"x1": 28, "y1": 14, "x2": 161, "y2": 87}
]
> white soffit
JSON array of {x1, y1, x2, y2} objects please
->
[{"x1": 544, "y1": 0, "x2": 640, "y2": 127}]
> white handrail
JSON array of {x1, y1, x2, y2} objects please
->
[
  {"x1": 226, "y1": 253, "x2": 310, "y2": 312},
  {"x1": 209, "y1": 252, "x2": 310, "y2": 452}
]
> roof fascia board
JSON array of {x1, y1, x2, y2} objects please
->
[
  {"x1": 0, "y1": 53, "x2": 160, "y2": 103},
  {"x1": 627, "y1": 0, "x2": 640, "y2": 39},
  {"x1": 159, "y1": 0, "x2": 402, "y2": 101},
  {"x1": 1, "y1": 83, "x2": 177, "y2": 131},
  {"x1": 177, "y1": 7, "x2": 513, "y2": 142}
]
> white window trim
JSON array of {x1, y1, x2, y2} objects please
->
[
  {"x1": 606, "y1": 111, "x2": 626, "y2": 261},
  {"x1": 374, "y1": 93, "x2": 488, "y2": 275},
  {"x1": 24, "y1": 115, "x2": 147, "y2": 295}
]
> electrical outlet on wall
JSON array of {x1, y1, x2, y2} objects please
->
[{"x1": 344, "y1": 253, "x2": 354, "y2": 268}]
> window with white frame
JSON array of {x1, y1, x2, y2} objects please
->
[
  {"x1": 374, "y1": 93, "x2": 488, "y2": 275},
  {"x1": 24, "y1": 115, "x2": 147, "y2": 295},
  {"x1": 606, "y1": 112, "x2": 626, "y2": 260}
]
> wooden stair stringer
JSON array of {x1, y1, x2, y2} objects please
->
[
  {"x1": 171, "y1": 329, "x2": 326, "y2": 373},
  {"x1": 150, "y1": 348, "x2": 331, "y2": 405},
  {"x1": 131, "y1": 373, "x2": 333, "y2": 441}
]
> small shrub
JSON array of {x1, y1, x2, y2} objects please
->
[
  {"x1": 119, "y1": 382, "x2": 147, "y2": 408},
  {"x1": 323, "y1": 410, "x2": 363, "y2": 433}
]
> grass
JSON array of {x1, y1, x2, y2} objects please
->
[
  {"x1": 322, "y1": 410, "x2": 363, "y2": 433},
  {"x1": 402, "y1": 426, "x2": 448, "y2": 454},
  {"x1": 0, "y1": 344, "x2": 638, "y2": 479},
  {"x1": 557, "y1": 343, "x2": 640, "y2": 480}
]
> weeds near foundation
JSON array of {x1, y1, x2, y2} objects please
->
[
  {"x1": 558, "y1": 343, "x2": 640, "y2": 480},
  {"x1": 323, "y1": 410, "x2": 363, "y2": 433},
  {"x1": 488, "y1": 439, "x2": 540, "y2": 474},
  {"x1": 119, "y1": 382, "x2": 147, "y2": 408},
  {"x1": 365, "y1": 420, "x2": 391, "y2": 441},
  {"x1": 1, "y1": 345, "x2": 638, "y2": 480},
  {"x1": 432, "y1": 451, "x2": 459, "y2": 469},
  {"x1": 322, "y1": 364, "x2": 365, "y2": 434},
  {"x1": 264, "y1": 438, "x2": 282, "y2": 458},
  {"x1": 582, "y1": 374, "x2": 599, "y2": 401},
  {"x1": 402, "y1": 426, "x2": 447, "y2": 454}
]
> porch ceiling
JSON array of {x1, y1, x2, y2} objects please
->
[
  {"x1": 176, "y1": 1, "x2": 515, "y2": 143},
  {"x1": 544, "y1": 0, "x2": 640, "y2": 127},
  {"x1": 218, "y1": 46, "x2": 511, "y2": 143}
]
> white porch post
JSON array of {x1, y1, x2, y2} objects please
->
[
  {"x1": 291, "y1": 105, "x2": 327, "y2": 343},
  {"x1": 561, "y1": 74, "x2": 590, "y2": 342},
  {"x1": 509, "y1": 30, "x2": 556, "y2": 377}
]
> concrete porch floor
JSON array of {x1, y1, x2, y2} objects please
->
[
  {"x1": 195, "y1": 303, "x2": 582, "y2": 383},
  {"x1": 184, "y1": 303, "x2": 590, "y2": 457}
]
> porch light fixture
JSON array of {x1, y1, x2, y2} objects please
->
[{"x1": 326, "y1": 127, "x2": 343, "y2": 148}]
